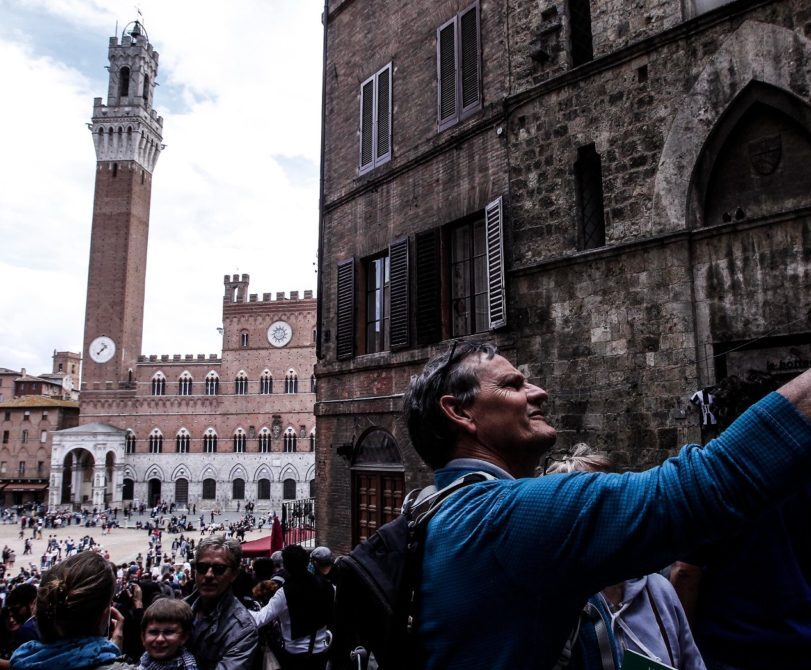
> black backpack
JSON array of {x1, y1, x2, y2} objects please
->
[{"x1": 332, "y1": 471, "x2": 493, "y2": 670}]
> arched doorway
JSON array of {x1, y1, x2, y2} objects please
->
[
  {"x1": 351, "y1": 428, "x2": 405, "y2": 545},
  {"x1": 61, "y1": 449, "x2": 94, "y2": 506},
  {"x1": 175, "y1": 478, "x2": 189, "y2": 506},
  {"x1": 148, "y1": 479, "x2": 161, "y2": 507},
  {"x1": 122, "y1": 478, "x2": 134, "y2": 501}
]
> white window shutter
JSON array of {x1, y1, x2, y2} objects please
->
[
  {"x1": 376, "y1": 65, "x2": 391, "y2": 163},
  {"x1": 485, "y1": 196, "x2": 506, "y2": 330},
  {"x1": 359, "y1": 78, "x2": 374, "y2": 171}
]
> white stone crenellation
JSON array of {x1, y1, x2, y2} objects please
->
[{"x1": 90, "y1": 28, "x2": 164, "y2": 172}]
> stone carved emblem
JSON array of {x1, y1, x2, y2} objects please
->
[
  {"x1": 748, "y1": 134, "x2": 782, "y2": 176},
  {"x1": 272, "y1": 420, "x2": 282, "y2": 439}
]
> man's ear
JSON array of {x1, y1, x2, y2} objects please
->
[{"x1": 438, "y1": 395, "x2": 476, "y2": 435}]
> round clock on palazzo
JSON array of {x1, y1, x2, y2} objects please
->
[
  {"x1": 267, "y1": 321, "x2": 293, "y2": 347},
  {"x1": 89, "y1": 336, "x2": 116, "y2": 363}
]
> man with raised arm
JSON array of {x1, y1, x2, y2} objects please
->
[{"x1": 402, "y1": 341, "x2": 811, "y2": 670}]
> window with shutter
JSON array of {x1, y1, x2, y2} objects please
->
[
  {"x1": 389, "y1": 238, "x2": 410, "y2": 350},
  {"x1": 437, "y1": 3, "x2": 481, "y2": 131},
  {"x1": 365, "y1": 254, "x2": 390, "y2": 353},
  {"x1": 359, "y1": 63, "x2": 392, "y2": 174},
  {"x1": 415, "y1": 229, "x2": 442, "y2": 345},
  {"x1": 485, "y1": 197, "x2": 506, "y2": 329},
  {"x1": 336, "y1": 259, "x2": 356, "y2": 360},
  {"x1": 450, "y1": 218, "x2": 488, "y2": 336}
]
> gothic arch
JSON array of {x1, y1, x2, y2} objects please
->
[
  {"x1": 305, "y1": 464, "x2": 316, "y2": 481},
  {"x1": 652, "y1": 21, "x2": 811, "y2": 232},
  {"x1": 200, "y1": 465, "x2": 218, "y2": 481},
  {"x1": 171, "y1": 464, "x2": 192, "y2": 481},
  {"x1": 686, "y1": 82, "x2": 811, "y2": 228},
  {"x1": 144, "y1": 464, "x2": 165, "y2": 481},
  {"x1": 254, "y1": 464, "x2": 274, "y2": 482},
  {"x1": 279, "y1": 464, "x2": 300, "y2": 481},
  {"x1": 228, "y1": 464, "x2": 248, "y2": 481},
  {"x1": 122, "y1": 465, "x2": 137, "y2": 480}
]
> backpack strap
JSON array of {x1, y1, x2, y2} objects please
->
[
  {"x1": 645, "y1": 583, "x2": 675, "y2": 667},
  {"x1": 406, "y1": 471, "x2": 495, "y2": 530}
]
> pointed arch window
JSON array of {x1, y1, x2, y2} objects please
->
[
  {"x1": 205, "y1": 372, "x2": 220, "y2": 396},
  {"x1": 309, "y1": 429, "x2": 316, "y2": 452},
  {"x1": 260, "y1": 371, "x2": 273, "y2": 394},
  {"x1": 283, "y1": 427, "x2": 298, "y2": 453},
  {"x1": 285, "y1": 370, "x2": 298, "y2": 394},
  {"x1": 203, "y1": 429, "x2": 218, "y2": 454},
  {"x1": 119, "y1": 67, "x2": 130, "y2": 97},
  {"x1": 125, "y1": 430, "x2": 136, "y2": 454},
  {"x1": 176, "y1": 429, "x2": 190, "y2": 453},
  {"x1": 233, "y1": 478, "x2": 245, "y2": 500},
  {"x1": 178, "y1": 372, "x2": 193, "y2": 396},
  {"x1": 233, "y1": 429, "x2": 247, "y2": 453},
  {"x1": 151, "y1": 372, "x2": 166, "y2": 396},
  {"x1": 148, "y1": 429, "x2": 163, "y2": 454},
  {"x1": 235, "y1": 371, "x2": 248, "y2": 395},
  {"x1": 283, "y1": 478, "x2": 297, "y2": 500},
  {"x1": 258, "y1": 428, "x2": 271, "y2": 453},
  {"x1": 310, "y1": 374, "x2": 317, "y2": 393}
]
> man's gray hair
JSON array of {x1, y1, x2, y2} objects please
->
[
  {"x1": 195, "y1": 535, "x2": 242, "y2": 569},
  {"x1": 402, "y1": 340, "x2": 498, "y2": 470},
  {"x1": 544, "y1": 443, "x2": 614, "y2": 474}
]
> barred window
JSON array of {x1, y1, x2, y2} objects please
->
[
  {"x1": 258, "y1": 428, "x2": 271, "y2": 453},
  {"x1": 205, "y1": 372, "x2": 220, "y2": 396},
  {"x1": 151, "y1": 372, "x2": 166, "y2": 396},
  {"x1": 176, "y1": 429, "x2": 190, "y2": 453},
  {"x1": 233, "y1": 429, "x2": 247, "y2": 453},
  {"x1": 203, "y1": 429, "x2": 218, "y2": 453},
  {"x1": 148, "y1": 429, "x2": 163, "y2": 454},
  {"x1": 260, "y1": 370, "x2": 273, "y2": 394}
]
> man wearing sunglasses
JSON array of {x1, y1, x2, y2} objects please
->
[
  {"x1": 186, "y1": 536, "x2": 258, "y2": 670},
  {"x1": 402, "y1": 340, "x2": 811, "y2": 670}
]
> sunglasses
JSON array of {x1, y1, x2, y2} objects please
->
[{"x1": 195, "y1": 562, "x2": 230, "y2": 576}]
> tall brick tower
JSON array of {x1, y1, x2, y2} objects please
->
[{"x1": 82, "y1": 21, "x2": 163, "y2": 392}]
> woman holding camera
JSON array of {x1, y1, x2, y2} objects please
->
[{"x1": 10, "y1": 552, "x2": 138, "y2": 670}]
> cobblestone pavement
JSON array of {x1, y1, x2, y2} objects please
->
[{"x1": 0, "y1": 512, "x2": 274, "y2": 569}]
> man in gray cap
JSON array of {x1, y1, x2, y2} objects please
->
[{"x1": 310, "y1": 546, "x2": 337, "y2": 586}]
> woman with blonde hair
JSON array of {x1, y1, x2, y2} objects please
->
[{"x1": 10, "y1": 552, "x2": 136, "y2": 670}]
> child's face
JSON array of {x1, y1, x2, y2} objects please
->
[{"x1": 142, "y1": 621, "x2": 188, "y2": 661}]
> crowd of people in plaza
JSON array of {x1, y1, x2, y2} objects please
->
[{"x1": 0, "y1": 340, "x2": 809, "y2": 670}]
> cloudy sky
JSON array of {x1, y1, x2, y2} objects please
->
[{"x1": 0, "y1": 1, "x2": 323, "y2": 375}]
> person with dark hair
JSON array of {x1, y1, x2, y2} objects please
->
[
  {"x1": 138, "y1": 599, "x2": 197, "y2": 670},
  {"x1": 185, "y1": 536, "x2": 257, "y2": 670},
  {"x1": 250, "y1": 545, "x2": 333, "y2": 670},
  {"x1": 10, "y1": 552, "x2": 136, "y2": 670},
  {"x1": 400, "y1": 341, "x2": 811, "y2": 670},
  {"x1": 5, "y1": 584, "x2": 38, "y2": 649}
]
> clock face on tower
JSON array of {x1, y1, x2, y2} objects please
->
[
  {"x1": 267, "y1": 321, "x2": 293, "y2": 348},
  {"x1": 89, "y1": 336, "x2": 116, "y2": 363}
]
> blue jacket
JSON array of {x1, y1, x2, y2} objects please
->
[{"x1": 417, "y1": 392, "x2": 811, "y2": 670}]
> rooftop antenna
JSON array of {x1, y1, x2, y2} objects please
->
[{"x1": 115, "y1": 19, "x2": 118, "y2": 37}]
